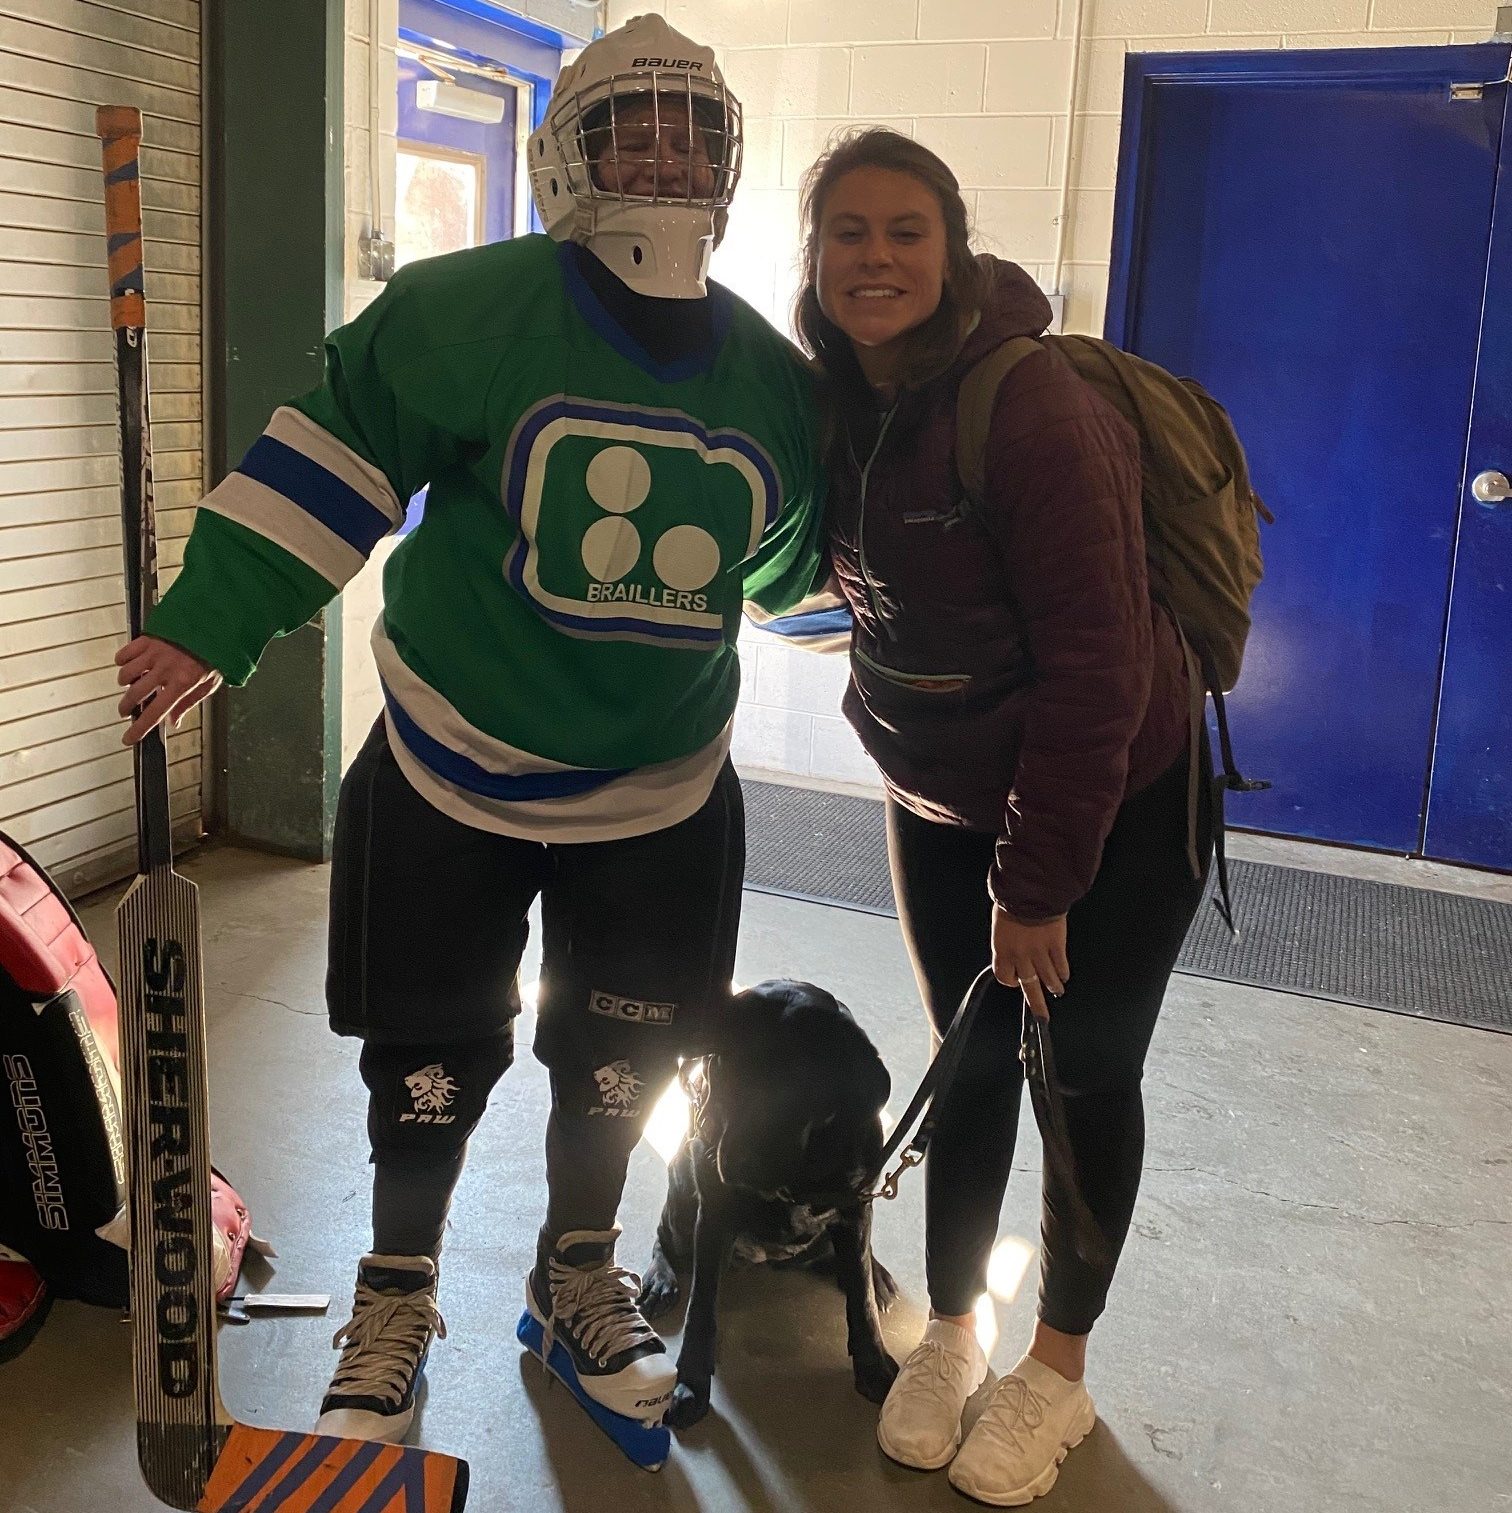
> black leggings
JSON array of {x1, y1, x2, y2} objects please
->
[{"x1": 886, "y1": 745, "x2": 1212, "y2": 1334}]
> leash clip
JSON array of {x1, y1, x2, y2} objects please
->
[{"x1": 877, "y1": 1146, "x2": 924, "y2": 1203}]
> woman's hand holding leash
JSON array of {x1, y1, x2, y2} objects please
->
[{"x1": 991, "y1": 906, "x2": 1069, "y2": 1020}]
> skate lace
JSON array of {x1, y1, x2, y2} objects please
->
[
  {"x1": 890, "y1": 1338, "x2": 980, "y2": 1412},
  {"x1": 327, "y1": 1277, "x2": 446, "y2": 1406},
  {"x1": 543, "y1": 1253, "x2": 657, "y2": 1367},
  {"x1": 971, "y1": 1374, "x2": 1049, "y2": 1457}
]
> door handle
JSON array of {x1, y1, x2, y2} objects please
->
[{"x1": 1471, "y1": 470, "x2": 1511, "y2": 505}]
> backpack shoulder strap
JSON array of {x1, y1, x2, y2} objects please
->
[{"x1": 954, "y1": 334, "x2": 1045, "y2": 505}]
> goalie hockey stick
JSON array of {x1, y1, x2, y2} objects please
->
[{"x1": 98, "y1": 106, "x2": 469, "y2": 1513}]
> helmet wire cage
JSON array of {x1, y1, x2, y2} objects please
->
[{"x1": 547, "y1": 68, "x2": 743, "y2": 213}]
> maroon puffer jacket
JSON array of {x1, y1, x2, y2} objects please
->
[{"x1": 827, "y1": 256, "x2": 1189, "y2": 921}]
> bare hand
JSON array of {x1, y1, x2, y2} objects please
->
[
  {"x1": 990, "y1": 906, "x2": 1070, "y2": 1021},
  {"x1": 115, "y1": 635, "x2": 220, "y2": 746}
]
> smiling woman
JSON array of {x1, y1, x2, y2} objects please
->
[
  {"x1": 814, "y1": 169, "x2": 946, "y2": 390},
  {"x1": 794, "y1": 131, "x2": 987, "y2": 400},
  {"x1": 789, "y1": 127, "x2": 1213, "y2": 1506}
]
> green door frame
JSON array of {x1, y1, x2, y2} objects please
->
[{"x1": 203, "y1": 0, "x2": 346, "y2": 859}]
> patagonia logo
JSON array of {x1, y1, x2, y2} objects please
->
[
  {"x1": 902, "y1": 501, "x2": 968, "y2": 528},
  {"x1": 590, "y1": 990, "x2": 677, "y2": 1026}
]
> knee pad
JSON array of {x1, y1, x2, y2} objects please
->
[{"x1": 360, "y1": 1026, "x2": 514, "y2": 1163}]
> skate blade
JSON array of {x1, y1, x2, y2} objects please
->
[{"x1": 515, "y1": 1311, "x2": 671, "y2": 1472}]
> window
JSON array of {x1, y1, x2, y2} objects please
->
[{"x1": 394, "y1": 146, "x2": 485, "y2": 270}]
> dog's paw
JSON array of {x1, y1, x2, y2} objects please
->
[
  {"x1": 636, "y1": 1259, "x2": 682, "y2": 1319},
  {"x1": 871, "y1": 1258, "x2": 900, "y2": 1314},
  {"x1": 667, "y1": 1380, "x2": 711, "y2": 1430},
  {"x1": 853, "y1": 1349, "x2": 900, "y2": 1405}
]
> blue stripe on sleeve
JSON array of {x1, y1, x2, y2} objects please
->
[
  {"x1": 237, "y1": 435, "x2": 393, "y2": 556},
  {"x1": 758, "y1": 607, "x2": 853, "y2": 639}
]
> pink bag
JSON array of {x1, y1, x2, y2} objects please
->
[{"x1": 1, "y1": 829, "x2": 256, "y2": 1310}]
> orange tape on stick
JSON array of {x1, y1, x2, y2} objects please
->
[
  {"x1": 96, "y1": 105, "x2": 146, "y2": 331},
  {"x1": 196, "y1": 1426, "x2": 468, "y2": 1512}
]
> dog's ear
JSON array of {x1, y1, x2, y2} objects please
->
[
  {"x1": 858, "y1": 1042, "x2": 892, "y2": 1113},
  {"x1": 694, "y1": 982, "x2": 770, "y2": 1060},
  {"x1": 721, "y1": 981, "x2": 799, "y2": 1057}
]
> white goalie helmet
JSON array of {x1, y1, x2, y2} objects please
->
[{"x1": 528, "y1": 14, "x2": 743, "y2": 299}]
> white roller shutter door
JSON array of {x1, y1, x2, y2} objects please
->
[{"x1": 0, "y1": 0, "x2": 205, "y2": 895}]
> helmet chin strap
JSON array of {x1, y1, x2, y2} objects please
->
[{"x1": 572, "y1": 208, "x2": 715, "y2": 300}]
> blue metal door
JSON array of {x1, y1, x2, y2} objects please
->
[
  {"x1": 1108, "y1": 46, "x2": 1510, "y2": 863},
  {"x1": 397, "y1": 49, "x2": 521, "y2": 252},
  {"x1": 393, "y1": 0, "x2": 565, "y2": 531},
  {"x1": 1425, "y1": 69, "x2": 1512, "y2": 870}
]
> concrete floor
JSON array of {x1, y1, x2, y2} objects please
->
[{"x1": 3, "y1": 841, "x2": 1511, "y2": 1513}]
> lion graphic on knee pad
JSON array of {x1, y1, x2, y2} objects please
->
[
  {"x1": 404, "y1": 1063, "x2": 459, "y2": 1117},
  {"x1": 592, "y1": 1059, "x2": 643, "y2": 1116}
]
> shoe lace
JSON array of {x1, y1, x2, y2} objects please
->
[
  {"x1": 328, "y1": 1276, "x2": 445, "y2": 1406},
  {"x1": 971, "y1": 1373, "x2": 1049, "y2": 1457},
  {"x1": 543, "y1": 1252, "x2": 658, "y2": 1368},
  {"x1": 889, "y1": 1338, "x2": 979, "y2": 1411}
]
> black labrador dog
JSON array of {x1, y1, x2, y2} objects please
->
[{"x1": 638, "y1": 979, "x2": 900, "y2": 1428}]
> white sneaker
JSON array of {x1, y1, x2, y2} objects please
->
[
  {"x1": 876, "y1": 1318, "x2": 989, "y2": 1470},
  {"x1": 948, "y1": 1353, "x2": 1096, "y2": 1505}
]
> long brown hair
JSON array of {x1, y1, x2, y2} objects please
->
[{"x1": 793, "y1": 127, "x2": 987, "y2": 395}]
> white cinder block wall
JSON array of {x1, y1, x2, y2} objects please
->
[
  {"x1": 340, "y1": 0, "x2": 400, "y2": 773},
  {"x1": 608, "y1": 0, "x2": 1496, "y2": 794}
]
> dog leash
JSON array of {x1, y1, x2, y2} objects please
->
[
  {"x1": 868, "y1": 967, "x2": 1115, "y2": 1272},
  {"x1": 867, "y1": 966, "x2": 996, "y2": 1202},
  {"x1": 1018, "y1": 1010, "x2": 1116, "y2": 1271}
]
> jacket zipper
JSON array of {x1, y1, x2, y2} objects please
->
[{"x1": 851, "y1": 401, "x2": 900, "y2": 643}]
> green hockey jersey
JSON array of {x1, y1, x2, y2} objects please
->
[{"x1": 148, "y1": 235, "x2": 827, "y2": 839}]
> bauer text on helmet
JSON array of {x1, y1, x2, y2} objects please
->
[{"x1": 528, "y1": 15, "x2": 743, "y2": 299}]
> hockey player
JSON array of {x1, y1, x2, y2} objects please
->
[{"x1": 112, "y1": 15, "x2": 825, "y2": 1454}]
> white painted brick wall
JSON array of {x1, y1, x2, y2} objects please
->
[
  {"x1": 810, "y1": 712, "x2": 885, "y2": 788},
  {"x1": 851, "y1": 43, "x2": 988, "y2": 114},
  {"x1": 1373, "y1": 0, "x2": 1494, "y2": 26},
  {"x1": 341, "y1": 0, "x2": 399, "y2": 772},
  {"x1": 985, "y1": 40, "x2": 1075, "y2": 114},
  {"x1": 721, "y1": 46, "x2": 854, "y2": 116},
  {"x1": 919, "y1": 0, "x2": 1058, "y2": 41},
  {"x1": 1286, "y1": 29, "x2": 1453, "y2": 44},
  {"x1": 1079, "y1": 40, "x2": 1133, "y2": 111},
  {"x1": 915, "y1": 114, "x2": 1055, "y2": 186},
  {"x1": 781, "y1": 116, "x2": 917, "y2": 186},
  {"x1": 1127, "y1": 32, "x2": 1281, "y2": 48},
  {"x1": 666, "y1": 0, "x2": 786, "y2": 48},
  {"x1": 974, "y1": 187, "x2": 1063, "y2": 262},
  {"x1": 603, "y1": 0, "x2": 1496, "y2": 789},
  {"x1": 791, "y1": 0, "x2": 924, "y2": 47},
  {"x1": 735, "y1": 628, "x2": 882, "y2": 793},
  {"x1": 1084, "y1": 0, "x2": 1212, "y2": 37},
  {"x1": 1211, "y1": 0, "x2": 1372, "y2": 32},
  {"x1": 1048, "y1": 113, "x2": 1123, "y2": 191}
]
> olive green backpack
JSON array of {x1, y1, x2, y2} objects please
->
[{"x1": 955, "y1": 334, "x2": 1275, "y2": 928}]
